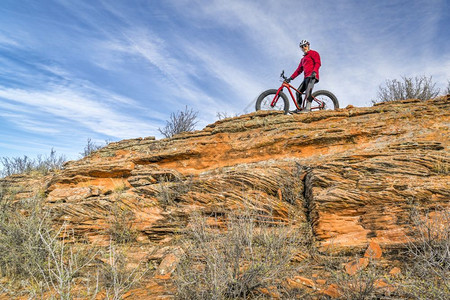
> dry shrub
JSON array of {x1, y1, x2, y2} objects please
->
[
  {"x1": 400, "y1": 206, "x2": 450, "y2": 299},
  {"x1": 157, "y1": 175, "x2": 192, "y2": 207},
  {"x1": 328, "y1": 259, "x2": 386, "y2": 300},
  {"x1": 106, "y1": 204, "x2": 137, "y2": 244},
  {"x1": 373, "y1": 75, "x2": 440, "y2": 104},
  {"x1": 0, "y1": 195, "x2": 52, "y2": 281},
  {"x1": 98, "y1": 243, "x2": 146, "y2": 300},
  {"x1": 0, "y1": 193, "x2": 99, "y2": 298},
  {"x1": 158, "y1": 106, "x2": 198, "y2": 138},
  {"x1": 0, "y1": 191, "x2": 144, "y2": 298},
  {"x1": 175, "y1": 210, "x2": 304, "y2": 299},
  {"x1": 0, "y1": 149, "x2": 66, "y2": 177}
]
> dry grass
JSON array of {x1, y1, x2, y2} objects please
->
[
  {"x1": 0, "y1": 149, "x2": 66, "y2": 177},
  {"x1": 98, "y1": 243, "x2": 147, "y2": 300},
  {"x1": 106, "y1": 204, "x2": 137, "y2": 244},
  {"x1": 399, "y1": 206, "x2": 450, "y2": 299},
  {"x1": 0, "y1": 190, "x2": 147, "y2": 298},
  {"x1": 174, "y1": 209, "x2": 307, "y2": 299}
]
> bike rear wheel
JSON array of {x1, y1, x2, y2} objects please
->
[
  {"x1": 312, "y1": 90, "x2": 339, "y2": 110},
  {"x1": 255, "y1": 89, "x2": 290, "y2": 114}
]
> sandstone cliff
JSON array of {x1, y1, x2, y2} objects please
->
[{"x1": 1, "y1": 96, "x2": 449, "y2": 298}]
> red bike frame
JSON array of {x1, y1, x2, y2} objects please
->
[{"x1": 271, "y1": 81, "x2": 326, "y2": 111}]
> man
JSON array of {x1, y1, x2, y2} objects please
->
[{"x1": 285, "y1": 40, "x2": 321, "y2": 113}]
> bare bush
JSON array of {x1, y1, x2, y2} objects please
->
[
  {"x1": 175, "y1": 210, "x2": 302, "y2": 299},
  {"x1": 0, "y1": 195, "x2": 53, "y2": 281},
  {"x1": 401, "y1": 206, "x2": 450, "y2": 299},
  {"x1": 0, "y1": 188, "x2": 146, "y2": 298},
  {"x1": 216, "y1": 111, "x2": 232, "y2": 120},
  {"x1": 446, "y1": 80, "x2": 450, "y2": 95},
  {"x1": 106, "y1": 204, "x2": 137, "y2": 244},
  {"x1": 329, "y1": 259, "x2": 386, "y2": 300},
  {"x1": 99, "y1": 243, "x2": 146, "y2": 300},
  {"x1": 80, "y1": 138, "x2": 108, "y2": 157},
  {"x1": 158, "y1": 106, "x2": 198, "y2": 138},
  {"x1": 216, "y1": 112, "x2": 239, "y2": 120},
  {"x1": 37, "y1": 225, "x2": 99, "y2": 299},
  {"x1": 157, "y1": 175, "x2": 192, "y2": 207},
  {"x1": 0, "y1": 148, "x2": 66, "y2": 177},
  {"x1": 373, "y1": 75, "x2": 440, "y2": 104},
  {"x1": 0, "y1": 193, "x2": 95, "y2": 297}
]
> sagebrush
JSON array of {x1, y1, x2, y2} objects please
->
[
  {"x1": 400, "y1": 206, "x2": 450, "y2": 299},
  {"x1": 175, "y1": 210, "x2": 306, "y2": 299},
  {"x1": 373, "y1": 75, "x2": 440, "y2": 104},
  {"x1": 0, "y1": 148, "x2": 66, "y2": 177},
  {"x1": 158, "y1": 106, "x2": 198, "y2": 138}
]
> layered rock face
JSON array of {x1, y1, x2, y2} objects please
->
[{"x1": 2, "y1": 97, "x2": 449, "y2": 251}]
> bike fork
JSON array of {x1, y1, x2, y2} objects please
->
[{"x1": 270, "y1": 87, "x2": 284, "y2": 107}]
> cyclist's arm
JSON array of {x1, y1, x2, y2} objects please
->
[
  {"x1": 290, "y1": 63, "x2": 303, "y2": 80},
  {"x1": 311, "y1": 51, "x2": 321, "y2": 74}
]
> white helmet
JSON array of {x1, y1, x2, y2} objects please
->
[{"x1": 299, "y1": 40, "x2": 310, "y2": 47}]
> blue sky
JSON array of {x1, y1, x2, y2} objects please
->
[{"x1": 0, "y1": 0, "x2": 449, "y2": 163}]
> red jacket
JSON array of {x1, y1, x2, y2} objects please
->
[{"x1": 290, "y1": 50, "x2": 321, "y2": 82}]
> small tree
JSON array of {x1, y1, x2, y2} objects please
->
[
  {"x1": 158, "y1": 106, "x2": 198, "y2": 138},
  {"x1": 373, "y1": 75, "x2": 440, "y2": 104},
  {"x1": 445, "y1": 80, "x2": 450, "y2": 95}
]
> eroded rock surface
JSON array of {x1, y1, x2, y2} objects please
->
[
  {"x1": 2, "y1": 97, "x2": 449, "y2": 251},
  {"x1": 0, "y1": 97, "x2": 449, "y2": 298}
]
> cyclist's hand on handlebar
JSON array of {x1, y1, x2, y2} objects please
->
[{"x1": 284, "y1": 77, "x2": 293, "y2": 83}]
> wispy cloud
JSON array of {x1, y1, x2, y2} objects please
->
[
  {"x1": 0, "y1": 85, "x2": 156, "y2": 138},
  {"x1": 0, "y1": 0, "x2": 448, "y2": 159}
]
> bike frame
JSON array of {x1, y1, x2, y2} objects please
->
[{"x1": 271, "y1": 81, "x2": 325, "y2": 111}]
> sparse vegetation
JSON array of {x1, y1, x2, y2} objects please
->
[
  {"x1": 157, "y1": 175, "x2": 192, "y2": 207},
  {"x1": 0, "y1": 148, "x2": 66, "y2": 177},
  {"x1": 432, "y1": 154, "x2": 449, "y2": 174},
  {"x1": 106, "y1": 204, "x2": 137, "y2": 244},
  {"x1": 37, "y1": 226, "x2": 99, "y2": 299},
  {"x1": 99, "y1": 243, "x2": 146, "y2": 300},
  {"x1": 216, "y1": 111, "x2": 239, "y2": 120},
  {"x1": 399, "y1": 206, "x2": 450, "y2": 299},
  {"x1": 328, "y1": 258, "x2": 386, "y2": 299},
  {"x1": 81, "y1": 138, "x2": 108, "y2": 157},
  {"x1": 175, "y1": 210, "x2": 305, "y2": 299},
  {"x1": 158, "y1": 106, "x2": 199, "y2": 138},
  {"x1": 0, "y1": 194, "x2": 53, "y2": 282},
  {"x1": 373, "y1": 75, "x2": 440, "y2": 104},
  {"x1": 216, "y1": 111, "x2": 232, "y2": 120},
  {"x1": 0, "y1": 189, "x2": 146, "y2": 298}
]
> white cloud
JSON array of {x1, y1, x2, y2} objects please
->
[{"x1": 0, "y1": 85, "x2": 157, "y2": 138}]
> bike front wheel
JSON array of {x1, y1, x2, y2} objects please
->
[
  {"x1": 255, "y1": 89, "x2": 290, "y2": 114},
  {"x1": 312, "y1": 90, "x2": 339, "y2": 110}
]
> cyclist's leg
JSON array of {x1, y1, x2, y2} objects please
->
[
  {"x1": 304, "y1": 77, "x2": 315, "y2": 111},
  {"x1": 296, "y1": 79, "x2": 307, "y2": 107},
  {"x1": 304, "y1": 77, "x2": 315, "y2": 103}
]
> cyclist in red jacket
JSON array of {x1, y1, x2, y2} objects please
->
[{"x1": 285, "y1": 40, "x2": 321, "y2": 113}]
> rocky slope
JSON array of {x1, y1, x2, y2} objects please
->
[{"x1": 1, "y1": 96, "x2": 449, "y2": 298}]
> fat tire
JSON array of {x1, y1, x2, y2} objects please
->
[
  {"x1": 255, "y1": 89, "x2": 290, "y2": 114},
  {"x1": 312, "y1": 90, "x2": 339, "y2": 110}
]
